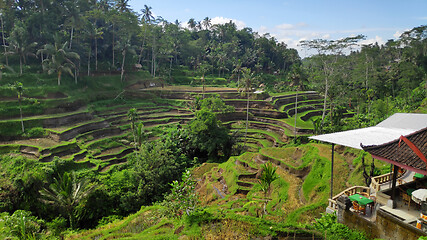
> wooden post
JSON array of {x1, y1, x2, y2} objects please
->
[
  {"x1": 294, "y1": 92, "x2": 298, "y2": 142},
  {"x1": 391, "y1": 165, "x2": 398, "y2": 209},
  {"x1": 331, "y1": 143, "x2": 335, "y2": 199}
]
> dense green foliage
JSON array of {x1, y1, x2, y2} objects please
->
[
  {"x1": 0, "y1": 1, "x2": 425, "y2": 239},
  {"x1": 302, "y1": 26, "x2": 427, "y2": 131},
  {"x1": 0, "y1": 0, "x2": 300, "y2": 87},
  {"x1": 312, "y1": 213, "x2": 367, "y2": 240}
]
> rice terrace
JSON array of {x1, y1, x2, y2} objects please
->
[{"x1": 0, "y1": 1, "x2": 426, "y2": 239}]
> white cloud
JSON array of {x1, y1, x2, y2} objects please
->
[
  {"x1": 256, "y1": 22, "x2": 404, "y2": 58},
  {"x1": 322, "y1": 34, "x2": 331, "y2": 39},
  {"x1": 393, "y1": 30, "x2": 402, "y2": 38},
  {"x1": 360, "y1": 35, "x2": 385, "y2": 46},
  {"x1": 256, "y1": 22, "x2": 325, "y2": 52},
  {"x1": 418, "y1": 16, "x2": 427, "y2": 20},
  {"x1": 211, "y1": 16, "x2": 246, "y2": 30},
  {"x1": 277, "y1": 23, "x2": 294, "y2": 30},
  {"x1": 258, "y1": 25, "x2": 268, "y2": 34}
]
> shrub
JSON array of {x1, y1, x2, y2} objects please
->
[
  {"x1": 46, "y1": 217, "x2": 67, "y2": 237},
  {"x1": 313, "y1": 213, "x2": 367, "y2": 240},
  {"x1": 23, "y1": 127, "x2": 47, "y2": 138},
  {"x1": 0, "y1": 210, "x2": 45, "y2": 240},
  {"x1": 186, "y1": 209, "x2": 213, "y2": 225}
]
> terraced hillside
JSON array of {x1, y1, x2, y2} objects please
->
[
  {"x1": 66, "y1": 143, "x2": 360, "y2": 239},
  {"x1": 0, "y1": 84, "x2": 328, "y2": 171},
  {"x1": 1, "y1": 78, "x2": 382, "y2": 239}
]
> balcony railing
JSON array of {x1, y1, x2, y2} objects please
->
[
  {"x1": 370, "y1": 169, "x2": 406, "y2": 192},
  {"x1": 328, "y1": 186, "x2": 371, "y2": 210}
]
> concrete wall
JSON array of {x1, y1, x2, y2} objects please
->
[{"x1": 340, "y1": 208, "x2": 425, "y2": 239}]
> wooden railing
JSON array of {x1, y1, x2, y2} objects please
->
[
  {"x1": 327, "y1": 186, "x2": 371, "y2": 211},
  {"x1": 370, "y1": 169, "x2": 406, "y2": 192}
]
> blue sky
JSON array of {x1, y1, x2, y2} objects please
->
[{"x1": 129, "y1": 0, "x2": 427, "y2": 56}]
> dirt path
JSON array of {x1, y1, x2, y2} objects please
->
[
  {"x1": 276, "y1": 167, "x2": 304, "y2": 212},
  {"x1": 0, "y1": 138, "x2": 59, "y2": 148}
]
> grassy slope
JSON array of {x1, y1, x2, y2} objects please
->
[
  {"x1": 2, "y1": 70, "x2": 417, "y2": 238},
  {"x1": 65, "y1": 142, "x2": 367, "y2": 239}
]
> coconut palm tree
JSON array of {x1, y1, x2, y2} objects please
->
[
  {"x1": 127, "y1": 108, "x2": 138, "y2": 145},
  {"x1": 63, "y1": 0, "x2": 84, "y2": 49},
  {"x1": 240, "y1": 67, "x2": 255, "y2": 145},
  {"x1": 85, "y1": 21, "x2": 103, "y2": 73},
  {"x1": 7, "y1": 21, "x2": 37, "y2": 75},
  {"x1": 1, "y1": 12, "x2": 8, "y2": 66},
  {"x1": 39, "y1": 172, "x2": 95, "y2": 229},
  {"x1": 115, "y1": 0, "x2": 130, "y2": 13},
  {"x1": 187, "y1": 18, "x2": 196, "y2": 31},
  {"x1": 198, "y1": 61, "x2": 211, "y2": 98},
  {"x1": 116, "y1": 35, "x2": 136, "y2": 82},
  {"x1": 138, "y1": 5, "x2": 154, "y2": 64},
  {"x1": 12, "y1": 81, "x2": 24, "y2": 133},
  {"x1": 37, "y1": 35, "x2": 80, "y2": 86},
  {"x1": 232, "y1": 59, "x2": 243, "y2": 86},
  {"x1": 202, "y1": 17, "x2": 211, "y2": 30}
]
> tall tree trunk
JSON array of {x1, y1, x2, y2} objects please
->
[
  {"x1": 237, "y1": 73, "x2": 240, "y2": 87},
  {"x1": 169, "y1": 58, "x2": 172, "y2": 80},
  {"x1": 365, "y1": 53, "x2": 369, "y2": 89},
  {"x1": 18, "y1": 97, "x2": 24, "y2": 132},
  {"x1": 58, "y1": 70, "x2": 62, "y2": 86},
  {"x1": 19, "y1": 55, "x2": 23, "y2": 75},
  {"x1": 1, "y1": 15, "x2": 8, "y2": 66},
  {"x1": 112, "y1": 24, "x2": 115, "y2": 68},
  {"x1": 70, "y1": 26, "x2": 74, "y2": 49},
  {"x1": 321, "y1": 60, "x2": 330, "y2": 125},
  {"x1": 321, "y1": 76, "x2": 328, "y2": 124},
  {"x1": 245, "y1": 90, "x2": 250, "y2": 146},
  {"x1": 95, "y1": 37, "x2": 98, "y2": 71},
  {"x1": 121, "y1": 50, "x2": 126, "y2": 82},
  {"x1": 138, "y1": 27, "x2": 147, "y2": 64},
  {"x1": 294, "y1": 92, "x2": 298, "y2": 141},
  {"x1": 202, "y1": 75, "x2": 205, "y2": 99},
  {"x1": 74, "y1": 67, "x2": 78, "y2": 84},
  {"x1": 151, "y1": 46, "x2": 154, "y2": 77},
  {"x1": 87, "y1": 48, "x2": 91, "y2": 76},
  {"x1": 153, "y1": 54, "x2": 156, "y2": 78}
]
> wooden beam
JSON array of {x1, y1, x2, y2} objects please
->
[
  {"x1": 331, "y1": 143, "x2": 335, "y2": 199},
  {"x1": 391, "y1": 165, "x2": 398, "y2": 209}
]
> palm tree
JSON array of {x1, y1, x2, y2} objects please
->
[
  {"x1": 1, "y1": 12, "x2": 8, "y2": 66},
  {"x1": 258, "y1": 161, "x2": 278, "y2": 214},
  {"x1": 115, "y1": 0, "x2": 130, "y2": 13},
  {"x1": 85, "y1": 21, "x2": 103, "y2": 73},
  {"x1": 138, "y1": 5, "x2": 154, "y2": 65},
  {"x1": 232, "y1": 59, "x2": 243, "y2": 86},
  {"x1": 39, "y1": 172, "x2": 95, "y2": 229},
  {"x1": 7, "y1": 21, "x2": 37, "y2": 75},
  {"x1": 116, "y1": 35, "x2": 136, "y2": 82},
  {"x1": 202, "y1": 17, "x2": 211, "y2": 30},
  {"x1": 187, "y1": 18, "x2": 196, "y2": 31},
  {"x1": 12, "y1": 81, "x2": 24, "y2": 133},
  {"x1": 64, "y1": 0, "x2": 83, "y2": 49},
  {"x1": 240, "y1": 67, "x2": 254, "y2": 145},
  {"x1": 259, "y1": 161, "x2": 278, "y2": 196},
  {"x1": 127, "y1": 108, "x2": 138, "y2": 145},
  {"x1": 198, "y1": 62, "x2": 211, "y2": 98},
  {"x1": 37, "y1": 35, "x2": 80, "y2": 86}
]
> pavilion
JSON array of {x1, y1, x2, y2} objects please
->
[{"x1": 309, "y1": 113, "x2": 427, "y2": 207}]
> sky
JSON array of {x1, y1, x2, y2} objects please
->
[{"x1": 128, "y1": 0, "x2": 427, "y2": 57}]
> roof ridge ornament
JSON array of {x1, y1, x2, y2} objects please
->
[{"x1": 398, "y1": 135, "x2": 427, "y2": 167}]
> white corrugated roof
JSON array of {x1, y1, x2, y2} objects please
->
[
  {"x1": 309, "y1": 113, "x2": 427, "y2": 149},
  {"x1": 376, "y1": 113, "x2": 427, "y2": 130}
]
